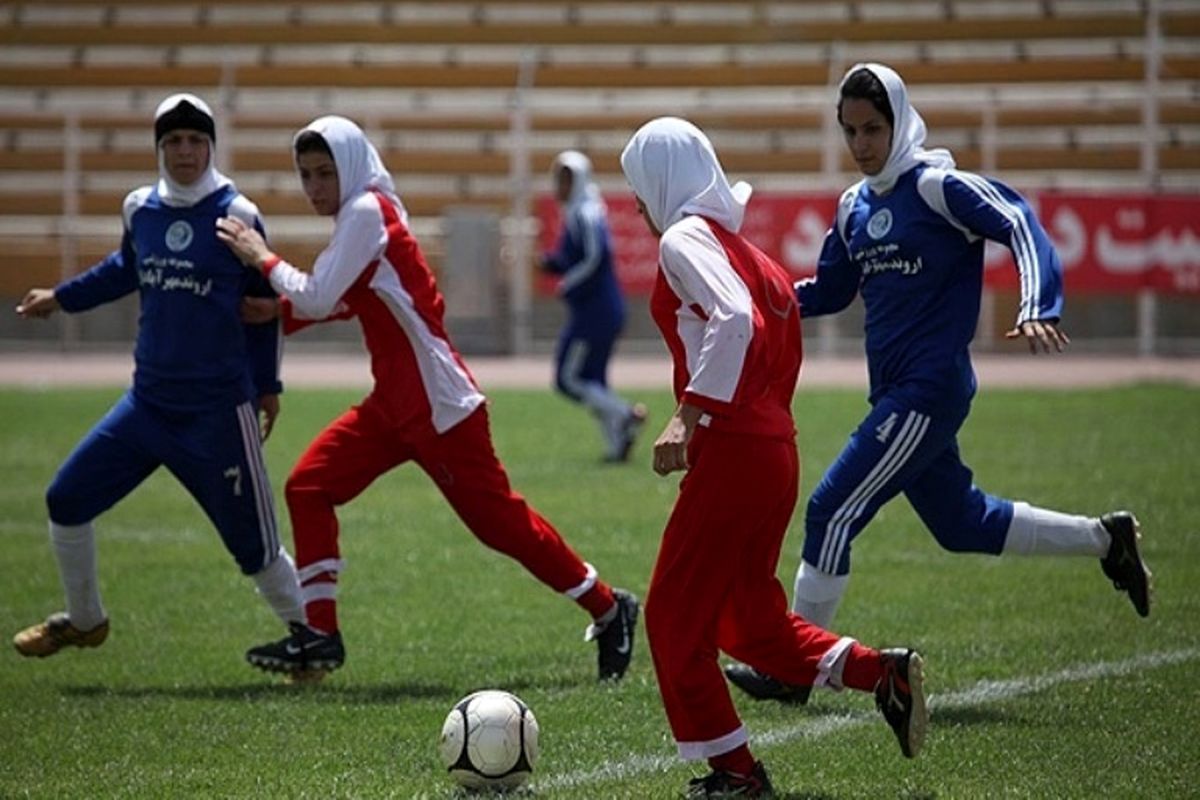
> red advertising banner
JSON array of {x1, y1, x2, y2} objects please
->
[{"x1": 535, "y1": 192, "x2": 1200, "y2": 295}]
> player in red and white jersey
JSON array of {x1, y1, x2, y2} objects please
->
[
  {"x1": 217, "y1": 116, "x2": 637, "y2": 682},
  {"x1": 621, "y1": 117, "x2": 927, "y2": 797}
]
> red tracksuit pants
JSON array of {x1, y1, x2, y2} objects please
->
[
  {"x1": 284, "y1": 401, "x2": 602, "y2": 616},
  {"x1": 645, "y1": 425, "x2": 871, "y2": 760}
]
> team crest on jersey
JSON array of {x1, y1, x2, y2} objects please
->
[
  {"x1": 866, "y1": 208, "x2": 893, "y2": 240},
  {"x1": 165, "y1": 220, "x2": 194, "y2": 252}
]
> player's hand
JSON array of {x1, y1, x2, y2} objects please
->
[
  {"x1": 1005, "y1": 319, "x2": 1070, "y2": 355},
  {"x1": 241, "y1": 296, "x2": 281, "y2": 324},
  {"x1": 216, "y1": 216, "x2": 274, "y2": 270},
  {"x1": 15, "y1": 288, "x2": 59, "y2": 319},
  {"x1": 258, "y1": 394, "x2": 280, "y2": 441},
  {"x1": 653, "y1": 404, "x2": 701, "y2": 476}
]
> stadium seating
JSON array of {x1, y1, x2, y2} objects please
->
[{"x1": 1, "y1": 0, "x2": 1196, "y2": 347}]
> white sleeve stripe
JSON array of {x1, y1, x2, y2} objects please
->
[
  {"x1": 558, "y1": 210, "x2": 603, "y2": 293},
  {"x1": 836, "y1": 182, "x2": 863, "y2": 246},
  {"x1": 915, "y1": 170, "x2": 978, "y2": 242},
  {"x1": 955, "y1": 172, "x2": 1041, "y2": 321},
  {"x1": 226, "y1": 194, "x2": 262, "y2": 229},
  {"x1": 954, "y1": 172, "x2": 1038, "y2": 318}
]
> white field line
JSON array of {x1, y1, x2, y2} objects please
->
[{"x1": 535, "y1": 647, "x2": 1200, "y2": 792}]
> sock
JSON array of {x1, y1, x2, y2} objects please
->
[
  {"x1": 578, "y1": 582, "x2": 616, "y2": 621},
  {"x1": 709, "y1": 744, "x2": 756, "y2": 776},
  {"x1": 580, "y1": 382, "x2": 632, "y2": 455},
  {"x1": 251, "y1": 548, "x2": 305, "y2": 625},
  {"x1": 792, "y1": 560, "x2": 849, "y2": 629},
  {"x1": 305, "y1": 598, "x2": 338, "y2": 635},
  {"x1": 1003, "y1": 502, "x2": 1110, "y2": 556},
  {"x1": 49, "y1": 521, "x2": 106, "y2": 630},
  {"x1": 841, "y1": 643, "x2": 885, "y2": 692}
]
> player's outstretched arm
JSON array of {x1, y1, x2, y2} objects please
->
[
  {"x1": 1005, "y1": 318, "x2": 1071, "y2": 355},
  {"x1": 15, "y1": 288, "x2": 60, "y2": 319}
]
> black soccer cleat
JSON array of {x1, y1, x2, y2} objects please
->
[
  {"x1": 1099, "y1": 511, "x2": 1152, "y2": 618},
  {"x1": 686, "y1": 760, "x2": 774, "y2": 799},
  {"x1": 246, "y1": 622, "x2": 345, "y2": 675},
  {"x1": 875, "y1": 648, "x2": 927, "y2": 759},
  {"x1": 724, "y1": 663, "x2": 813, "y2": 705},
  {"x1": 592, "y1": 588, "x2": 639, "y2": 681}
]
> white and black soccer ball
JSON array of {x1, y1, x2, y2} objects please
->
[{"x1": 438, "y1": 689, "x2": 539, "y2": 791}]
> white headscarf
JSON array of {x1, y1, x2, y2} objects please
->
[
  {"x1": 153, "y1": 93, "x2": 232, "y2": 207},
  {"x1": 552, "y1": 150, "x2": 605, "y2": 215},
  {"x1": 296, "y1": 115, "x2": 407, "y2": 223},
  {"x1": 619, "y1": 117, "x2": 752, "y2": 234},
  {"x1": 842, "y1": 63, "x2": 956, "y2": 194}
]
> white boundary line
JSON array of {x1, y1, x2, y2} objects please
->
[{"x1": 535, "y1": 648, "x2": 1200, "y2": 792}]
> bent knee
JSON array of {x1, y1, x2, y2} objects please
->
[{"x1": 45, "y1": 479, "x2": 88, "y2": 526}]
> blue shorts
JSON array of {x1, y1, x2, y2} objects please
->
[
  {"x1": 45, "y1": 390, "x2": 280, "y2": 574},
  {"x1": 802, "y1": 387, "x2": 1013, "y2": 575}
]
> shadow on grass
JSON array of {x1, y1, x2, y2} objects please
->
[
  {"x1": 61, "y1": 681, "x2": 456, "y2": 704},
  {"x1": 59, "y1": 670, "x2": 601, "y2": 704},
  {"x1": 930, "y1": 704, "x2": 1018, "y2": 726},
  {"x1": 775, "y1": 792, "x2": 937, "y2": 800}
]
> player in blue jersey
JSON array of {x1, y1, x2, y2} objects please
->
[
  {"x1": 12, "y1": 94, "x2": 305, "y2": 662},
  {"x1": 542, "y1": 151, "x2": 646, "y2": 462},
  {"x1": 726, "y1": 63, "x2": 1153, "y2": 704}
]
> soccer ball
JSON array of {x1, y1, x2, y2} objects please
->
[{"x1": 438, "y1": 689, "x2": 539, "y2": 791}]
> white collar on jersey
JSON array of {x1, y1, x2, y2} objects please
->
[
  {"x1": 843, "y1": 62, "x2": 956, "y2": 195},
  {"x1": 296, "y1": 115, "x2": 408, "y2": 225},
  {"x1": 153, "y1": 93, "x2": 232, "y2": 208},
  {"x1": 620, "y1": 116, "x2": 752, "y2": 234}
]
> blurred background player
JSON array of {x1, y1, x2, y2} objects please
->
[
  {"x1": 217, "y1": 116, "x2": 638, "y2": 682},
  {"x1": 541, "y1": 150, "x2": 646, "y2": 462},
  {"x1": 725, "y1": 63, "x2": 1153, "y2": 705},
  {"x1": 621, "y1": 116, "x2": 927, "y2": 799},
  {"x1": 11, "y1": 93, "x2": 305, "y2": 661}
]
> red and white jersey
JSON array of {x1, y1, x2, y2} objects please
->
[
  {"x1": 267, "y1": 189, "x2": 485, "y2": 438},
  {"x1": 650, "y1": 215, "x2": 802, "y2": 439}
]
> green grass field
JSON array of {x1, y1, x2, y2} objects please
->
[{"x1": 1, "y1": 384, "x2": 1197, "y2": 799}]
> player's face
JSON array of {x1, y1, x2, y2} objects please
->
[
  {"x1": 555, "y1": 167, "x2": 573, "y2": 203},
  {"x1": 634, "y1": 195, "x2": 661, "y2": 238},
  {"x1": 840, "y1": 98, "x2": 892, "y2": 177},
  {"x1": 160, "y1": 130, "x2": 210, "y2": 185},
  {"x1": 297, "y1": 151, "x2": 340, "y2": 216}
]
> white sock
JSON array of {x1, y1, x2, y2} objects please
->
[
  {"x1": 50, "y1": 521, "x2": 106, "y2": 631},
  {"x1": 579, "y1": 382, "x2": 632, "y2": 455},
  {"x1": 792, "y1": 560, "x2": 849, "y2": 630},
  {"x1": 251, "y1": 548, "x2": 306, "y2": 625},
  {"x1": 1003, "y1": 502, "x2": 1110, "y2": 556}
]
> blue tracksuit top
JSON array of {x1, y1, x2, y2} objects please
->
[
  {"x1": 54, "y1": 184, "x2": 282, "y2": 411},
  {"x1": 543, "y1": 200, "x2": 625, "y2": 322},
  {"x1": 796, "y1": 164, "x2": 1063, "y2": 410}
]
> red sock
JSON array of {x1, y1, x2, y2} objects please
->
[
  {"x1": 577, "y1": 582, "x2": 616, "y2": 620},
  {"x1": 709, "y1": 744, "x2": 756, "y2": 776},
  {"x1": 304, "y1": 598, "x2": 338, "y2": 635},
  {"x1": 842, "y1": 643, "x2": 884, "y2": 691}
]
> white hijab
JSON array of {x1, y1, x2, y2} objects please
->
[
  {"x1": 296, "y1": 115, "x2": 408, "y2": 224},
  {"x1": 843, "y1": 63, "x2": 956, "y2": 194},
  {"x1": 552, "y1": 150, "x2": 605, "y2": 216},
  {"x1": 619, "y1": 117, "x2": 752, "y2": 234},
  {"x1": 154, "y1": 93, "x2": 232, "y2": 207}
]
